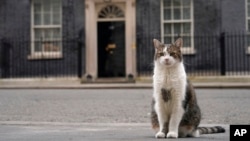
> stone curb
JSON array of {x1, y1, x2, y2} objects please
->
[{"x1": 0, "y1": 77, "x2": 250, "y2": 89}]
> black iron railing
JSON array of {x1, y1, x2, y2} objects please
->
[
  {"x1": 137, "y1": 32, "x2": 250, "y2": 77},
  {"x1": 1, "y1": 32, "x2": 250, "y2": 79},
  {"x1": 0, "y1": 38, "x2": 83, "y2": 78}
]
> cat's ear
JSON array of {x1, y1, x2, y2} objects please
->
[
  {"x1": 153, "y1": 39, "x2": 163, "y2": 50},
  {"x1": 174, "y1": 38, "x2": 183, "y2": 48}
]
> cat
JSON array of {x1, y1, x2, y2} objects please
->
[{"x1": 151, "y1": 38, "x2": 225, "y2": 138}]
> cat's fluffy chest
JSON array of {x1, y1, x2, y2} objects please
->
[{"x1": 153, "y1": 63, "x2": 187, "y2": 90}]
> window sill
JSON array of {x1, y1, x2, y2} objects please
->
[
  {"x1": 181, "y1": 48, "x2": 196, "y2": 55},
  {"x1": 28, "y1": 53, "x2": 63, "y2": 60}
]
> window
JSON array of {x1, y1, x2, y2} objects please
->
[
  {"x1": 30, "y1": 0, "x2": 62, "y2": 59},
  {"x1": 161, "y1": 0, "x2": 194, "y2": 54}
]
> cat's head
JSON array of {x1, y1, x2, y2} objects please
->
[{"x1": 153, "y1": 38, "x2": 183, "y2": 67}]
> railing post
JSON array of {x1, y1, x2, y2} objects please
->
[
  {"x1": 220, "y1": 32, "x2": 226, "y2": 76},
  {"x1": 0, "y1": 38, "x2": 10, "y2": 78},
  {"x1": 0, "y1": 39, "x2": 2, "y2": 78},
  {"x1": 77, "y1": 38, "x2": 83, "y2": 78}
]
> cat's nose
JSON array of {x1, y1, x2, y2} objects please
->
[{"x1": 165, "y1": 58, "x2": 169, "y2": 62}]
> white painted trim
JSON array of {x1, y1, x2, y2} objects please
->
[
  {"x1": 160, "y1": 0, "x2": 164, "y2": 42},
  {"x1": 190, "y1": 0, "x2": 194, "y2": 53},
  {"x1": 85, "y1": 0, "x2": 97, "y2": 79},
  {"x1": 246, "y1": 0, "x2": 249, "y2": 31},
  {"x1": 33, "y1": 25, "x2": 62, "y2": 28},
  {"x1": 181, "y1": 47, "x2": 196, "y2": 55},
  {"x1": 163, "y1": 20, "x2": 192, "y2": 23},
  {"x1": 97, "y1": 18, "x2": 125, "y2": 22},
  {"x1": 245, "y1": 0, "x2": 250, "y2": 53},
  {"x1": 247, "y1": 47, "x2": 250, "y2": 54},
  {"x1": 28, "y1": 53, "x2": 63, "y2": 60},
  {"x1": 31, "y1": 0, "x2": 35, "y2": 54},
  {"x1": 125, "y1": 0, "x2": 136, "y2": 77}
]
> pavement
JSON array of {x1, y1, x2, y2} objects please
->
[{"x1": 1, "y1": 88, "x2": 250, "y2": 141}]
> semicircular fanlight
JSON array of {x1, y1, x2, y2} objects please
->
[{"x1": 98, "y1": 5, "x2": 124, "y2": 19}]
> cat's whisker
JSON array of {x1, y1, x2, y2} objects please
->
[{"x1": 183, "y1": 62, "x2": 191, "y2": 66}]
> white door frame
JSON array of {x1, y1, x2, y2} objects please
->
[{"x1": 85, "y1": 0, "x2": 136, "y2": 81}]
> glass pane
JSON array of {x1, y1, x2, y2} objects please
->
[
  {"x1": 43, "y1": 42, "x2": 52, "y2": 52},
  {"x1": 182, "y1": 0, "x2": 190, "y2": 7},
  {"x1": 248, "y1": 5, "x2": 250, "y2": 16},
  {"x1": 183, "y1": 36, "x2": 191, "y2": 47},
  {"x1": 52, "y1": 42, "x2": 61, "y2": 51},
  {"x1": 57, "y1": 42, "x2": 62, "y2": 51},
  {"x1": 43, "y1": 41, "x2": 61, "y2": 52},
  {"x1": 52, "y1": 0, "x2": 61, "y2": 25},
  {"x1": 173, "y1": 8, "x2": 181, "y2": 19},
  {"x1": 164, "y1": 8, "x2": 171, "y2": 20},
  {"x1": 247, "y1": 34, "x2": 250, "y2": 46},
  {"x1": 35, "y1": 29, "x2": 43, "y2": 40},
  {"x1": 164, "y1": 23, "x2": 171, "y2": 34},
  {"x1": 174, "y1": 23, "x2": 181, "y2": 34},
  {"x1": 183, "y1": 8, "x2": 190, "y2": 19},
  {"x1": 52, "y1": 1, "x2": 61, "y2": 13},
  {"x1": 43, "y1": 0, "x2": 51, "y2": 12},
  {"x1": 34, "y1": 3, "x2": 42, "y2": 13},
  {"x1": 34, "y1": 13, "x2": 41, "y2": 25},
  {"x1": 183, "y1": 23, "x2": 191, "y2": 34},
  {"x1": 53, "y1": 13, "x2": 61, "y2": 25},
  {"x1": 173, "y1": 0, "x2": 181, "y2": 7},
  {"x1": 35, "y1": 42, "x2": 42, "y2": 52},
  {"x1": 163, "y1": 0, "x2": 171, "y2": 7},
  {"x1": 43, "y1": 13, "x2": 51, "y2": 25},
  {"x1": 52, "y1": 28, "x2": 61, "y2": 39},
  {"x1": 44, "y1": 29, "x2": 52, "y2": 40},
  {"x1": 164, "y1": 37, "x2": 172, "y2": 44}
]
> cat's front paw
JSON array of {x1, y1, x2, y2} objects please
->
[
  {"x1": 155, "y1": 131, "x2": 166, "y2": 138},
  {"x1": 167, "y1": 131, "x2": 178, "y2": 138}
]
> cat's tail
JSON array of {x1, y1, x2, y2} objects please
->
[{"x1": 198, "y1": 126, "x2": 225, "y2": 135}]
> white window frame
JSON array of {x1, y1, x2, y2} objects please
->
[
  {"x1": 245, "y1": 0, "x2": 250, "y2": 54},
  {"x1": 161, "y1": 0, "x2": 195, "y2": 54},
  {"x1": 29, "y1": 0, "x2": 63, "y2": 60}
]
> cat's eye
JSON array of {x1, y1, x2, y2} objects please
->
[
  {"x1": 170, "y1": 52, "x2": 175, "y2": 56},
  {"x1": 159, "y1": 52, "x2": 164, "y2": 56}
]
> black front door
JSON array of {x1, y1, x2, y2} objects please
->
[{"x1": 97, "y1": 22, "x2": 125, "y2": 78}]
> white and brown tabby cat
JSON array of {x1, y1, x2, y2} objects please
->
[{"x1": 151, "y1": 38, "x2": 225, "y2": 138}]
